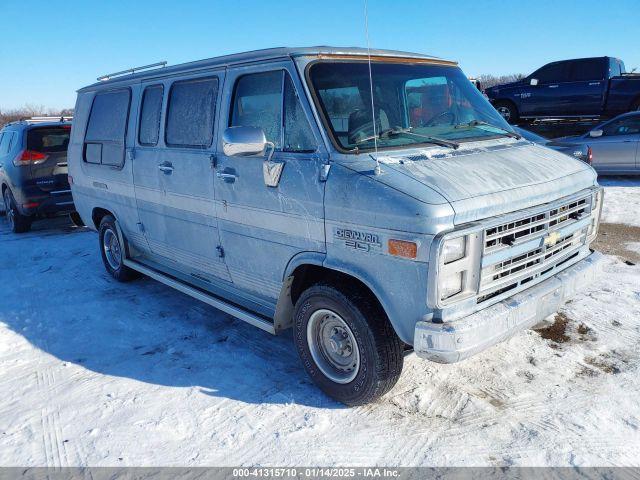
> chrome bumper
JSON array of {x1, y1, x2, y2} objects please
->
[{"x1": 414, "y1": 250, "x2": 605, "y2": 364}]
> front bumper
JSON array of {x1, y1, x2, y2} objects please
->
[{"x1": 414, "y1": 250, "x2": 605, "y2": 363}]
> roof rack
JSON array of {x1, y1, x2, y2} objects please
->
[
  {"x1": 21, "y1": 116, "x2": 73, "y2": 124},
  {"x1": 97, "y1": 61, "x2": 167, "y2": 81}
]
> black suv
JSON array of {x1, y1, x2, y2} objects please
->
[{"x1": 0, "y1": 118, "x2": 74, "y2": 233}]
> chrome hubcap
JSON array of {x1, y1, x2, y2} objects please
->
[
  {"x1": 307, "y1": 309, "x2": 360, "y2": 384},
  {"x1": 3, "y1": 191, "x2": 15, "y2": 230},
  {"x1": 497, "y1": 106, "x2": 511, "y2": 120},
  {"x1": 103, "y1": 228, "x2": 122, "y2": 270}
]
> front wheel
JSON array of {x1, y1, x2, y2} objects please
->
[
  {"x1": 493, "y1": 100, "x2": 519, "y2": 124},
  {"x1": 98, "y1": 215, "x2": 140, "y2": 282},
  {"x1": 293, "y1": 284, "x2": 404, "y2": 406}
]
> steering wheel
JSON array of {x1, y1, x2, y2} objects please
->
[{"x1": 425, "y1": 110, "x2": 457, "y2": 127}]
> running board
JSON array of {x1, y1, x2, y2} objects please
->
[{"x1": 123, "y1": 258, "x2": 276, "y2": 334}]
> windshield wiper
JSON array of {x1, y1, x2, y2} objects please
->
[
  {"x1": 454, "y1": 120, "x2": 522, "y2": 139},
  {"x1": 354, "y1": 127, "x2": 460, "y2": 149}
]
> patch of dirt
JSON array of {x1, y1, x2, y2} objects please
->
[
  {"x1": 577, "y1": 323, "x2": 591, "y2": 335},
  {"x1": 576, "y1": 322, "x2": 597, "y2": 342},
  {"x1": 593, "y1": 223, "x2": 640, "y2": 265},
  {"x1": 583, "y1": 350, "x2": 632, "y2": 375},
  {"x1": 534, "y1": 313, "x2": 570, "y2": 343}
]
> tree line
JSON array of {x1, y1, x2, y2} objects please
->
[{"x1": 0, "y1": 105, "x2": 74, "y2": 128}]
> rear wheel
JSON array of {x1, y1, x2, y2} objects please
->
[
  {"x1": 3, "y1": 188, "x2": 32, "y2": 233},
  {"x1": 493, "y1": 100, "x2": 519, "y2": 124},
  {"x1": 98, "y1": 215, "x2": 140, "y2": 282},
  {"x1": 293, "y1": 284, "x2": 404, "y2": 406}
]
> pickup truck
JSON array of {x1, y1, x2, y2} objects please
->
[{"x1": 485, "y1": 56, "x2": 640, "y2": 123}]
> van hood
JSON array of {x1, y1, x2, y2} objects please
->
[{"x1": 343, "y1": 139, "x2": 597, "y2": 225}]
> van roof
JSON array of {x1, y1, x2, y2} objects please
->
[{"x1": 80, "y1": 46, "x2": 456, "y2": 91}]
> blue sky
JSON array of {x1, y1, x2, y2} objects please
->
[{"x1": 1, "y1": 0, "x2": 638, "y2": 110}]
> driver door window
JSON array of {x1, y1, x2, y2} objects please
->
[
  {"x1": 231, "y1": 71, "x2": 283, "y2": 148},
  {"x1": 602, "y1": 117, "x2": 640, "y2": 136},
  {"x1": 230, "y1": 71, "x2": 316, "y2": 152}
]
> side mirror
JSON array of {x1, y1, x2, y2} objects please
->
[
  {"x1": 222, "y1": 126, "x2": 283, "y2": 187},
  {"x1": 530, "y1": 78, "x2": 539, "y2": 86},
  {"x1": 222, "y1": 126, "x2": 272, "y2": 157},
  {"x1": 589, "y1": 129, "x2": 603, "y2": 138}
]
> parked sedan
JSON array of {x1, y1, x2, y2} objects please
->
[{"x1": 548, "y1": 112, "x2": 640, "y2": 175}]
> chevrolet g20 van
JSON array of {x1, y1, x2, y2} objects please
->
[{"x1": 69, "y1": 47, "x2": 604, "y2": 405}]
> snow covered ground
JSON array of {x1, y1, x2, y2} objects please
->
[
  {"x1": 600, "y1": 176, "x2": 640, "y2": 227},
  {"x1": 1, "y1": 177, "x2": 639, "y2": 467}
]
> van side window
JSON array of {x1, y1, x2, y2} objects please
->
[
  {"x1": 231, "y1": 71, "x2": 316, "y2": 152},
  {"x1": 138, "y1": 85, "x2": 164, "y2": 146},
  {"x1": 231, "y1": 71, "x2": 282, "y2": 148},
  {"x1": 284, "y1": 74, "x2": 316, "y2": 152},
  {"x1": 84, "y1": 89, "x2": 131, "y2": 166},
  {"x1": 166, "y1": 77, "x2": 218, "y2": 148}
]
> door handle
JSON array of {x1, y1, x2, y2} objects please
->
[
  {"x1": 216, "y1": 172, "x2": 237, "y2": 182},
  {"x1": 158, "y1": 162, "x2": 174, "y2": 174},
  {"x1": 548, "y1": 85, "x2": 559, "y2": 88}
]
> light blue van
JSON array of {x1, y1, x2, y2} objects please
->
[{"x1": 68, "y1": 47, "x2": 604, "y2": 405}]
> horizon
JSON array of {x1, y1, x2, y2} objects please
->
[{"x1": 1, "y1": 0, "x2": 638, "y2": 110}]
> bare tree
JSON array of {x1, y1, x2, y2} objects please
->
[
  {"x1": 477, "y1": 73, "x2": 526, "y2": 89},
  {"x1": 0, "y1": 105, "x2": 74, "y2": 128}
]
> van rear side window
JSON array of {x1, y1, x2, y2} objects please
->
[
  {"x1": 138, "y1": 85, "x2": 163, "y2": 146},
  {"x1": 166, "y1": 77, "x2": 218, "y2": 148},
  {"x1": 84, "y1": 89, "x2": 131, "y2": 166}
]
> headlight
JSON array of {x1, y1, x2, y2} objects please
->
[
  {"x1": 435, "y1": 232, "x2": 481, "y2": 305},
  {"x1": 587, "y1": 188, "x2": 603, "y2": 241},
  {"x1": 440, "y1": 272, "x2": 463, "y2": 300},
  {"x1": 442, "y1": 237, "x2": 466, "y2": 264}
]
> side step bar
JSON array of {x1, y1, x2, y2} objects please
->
[{"x1": 123, "y1": 258, "x2": 276, "y2": 334}]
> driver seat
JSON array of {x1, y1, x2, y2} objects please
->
[{"x1": 348, "y1": 107, "x2": 390, "y2": 145}]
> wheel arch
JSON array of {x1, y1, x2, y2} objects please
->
[
  {"x1": 274, "y1": 255, "x2": 400, "y2": 341},
  {"x1": 91, "y1": 207, "x2": 114, "y2": 230}
]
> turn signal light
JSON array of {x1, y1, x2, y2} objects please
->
[
  {"x1": 587, "y1": 146, "x2": 593, "y2": 165},
  {"x1": 388, "y1": 239, "x2": 417, "y2": 259}
]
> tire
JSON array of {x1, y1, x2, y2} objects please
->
[
  {"x1": 98, "y1": 215, "x2": 140, "y2": 282},
  {"x1": 3, "y1": 188, "x2": 32, "y2": 233},
  {"x1": 293, "y1": 283, "x2": 404, "y2": 406},
  {"x1": 493, "y1": 100, "x2": 519, "y2": 124}
]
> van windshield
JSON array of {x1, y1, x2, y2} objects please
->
[{"x1": 308, "y1": 61, "x2": 515, "y2": 152}]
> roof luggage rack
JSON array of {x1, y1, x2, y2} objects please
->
[
  {"x1": 97, "y1": 61, "x2": 167, "y2": 81},
  {"x1": 23, "y1": 116, "x2": 73, "y2": 123}
]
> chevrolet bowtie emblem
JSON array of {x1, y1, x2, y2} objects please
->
[{"x1": 544, "y1": 231, "x2": 561, "y2": 247}]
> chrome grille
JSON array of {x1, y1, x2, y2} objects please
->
[
  {"x1": 484, "y1": 197, "x2": 589, "y2": 252},
  {"x1": 478, "y1": 194, "x2": 592, "y2": 303}
]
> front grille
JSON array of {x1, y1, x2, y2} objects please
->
[
  {"x1": 484, "y1": 197, "x2": 588, "y2": 252},
  {"x1": 478, "y1": 194, "x2": 592, "y2": 303}
]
